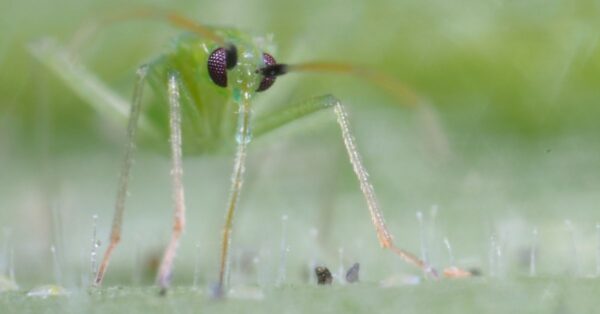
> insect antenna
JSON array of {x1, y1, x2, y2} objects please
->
[
  {"x1": 69, "y1": 7, "x2": 228, "y2": 53},
  {"x1": 261, "y1": 62, "x2": 422, "y2": 108},
  {"x1": 260, "y1": 61, "x2": 450, "y2": 158}
]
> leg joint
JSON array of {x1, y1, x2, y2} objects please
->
[{"x1": 110, "y1": 233, "x2": 121, "y2": 244}]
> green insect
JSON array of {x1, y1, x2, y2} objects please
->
[{"x1": 31, "y1": 8, "x2": 443, "y2": 296}]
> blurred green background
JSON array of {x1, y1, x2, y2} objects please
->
[{"x1": 1, "y1": 0, "x2": 600, "y2": 311}]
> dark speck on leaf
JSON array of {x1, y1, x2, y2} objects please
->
[
  {"x1": 315, "y1": 266, "x2": 333, "y2": 285},
  {"x1": 345, "y1": 262, "x2": 360, "y2": 283},
  {"x1": 468, "y1": 268, "x2": 482, "y2": 276}
]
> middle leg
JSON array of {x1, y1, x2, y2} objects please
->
[{"x1": 156, "y1": 71, "x2": 187, "y2": 293}]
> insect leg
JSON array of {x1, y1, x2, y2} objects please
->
[
  {"x1": 215, "y1": 99, "x2": 252, "y2": 297},
  {"x1": 94, "y1": 65, "x2": 149, "y2": 286},
  {"x1": 267, "y1": 62, "x2": 450, "y2": 159},
  {"x1": 29, "y1": 39, "x2": 157, "y2": 137},
  {"x1": 253, "y1": 95, "x2": 438, "y2": 278},
  {"x1": 156, "y1": 72, "x2": 187, "y2": 294}
]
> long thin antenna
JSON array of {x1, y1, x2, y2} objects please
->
[
  {"x1": 69, "y1": 8, "x2": 226, "y2": 54},
  {"x1": 261, "y1": 62, "x2": 450, "y2": 157},
  {"x1": 288, "y1": 63, "x2": 421, "y2": 107}
]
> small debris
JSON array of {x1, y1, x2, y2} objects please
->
[
  {"x1": 27, "y1": 285, "x2": 69, "y2": 298},
  {"x1": 469, "y1": 268, "x2": 482, "y2": 276},
  {"x1": 345, "y1": 263, "x2": 360, "y2": 283},
  {"x1": 0, "y1": 276, "x2": 18, "y2": 292},
  {"x1": 315, "y1": 266, "x2": 332, "y2": 285},
  {"x1": 443, "y1": 266, "x2": 480, "y2": 279}
]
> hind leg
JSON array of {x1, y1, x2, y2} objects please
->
[{"x1": 94, "y1": 65, "x2": 149, "y2": 286}]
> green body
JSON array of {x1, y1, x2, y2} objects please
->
[
  {"x1": 31, "y1": 27, "x2": 272, "y2": 156},
  {"x1": 141, "y1": 28, "x2": 267, "y2": 155}
]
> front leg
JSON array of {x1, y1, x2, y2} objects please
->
[
  {"x1": 215, "y1": 95, "x2": 253, "y2": 297},
  {"x1": 254, "y1": 95, "x2": 438, "y2": 278},
  {"x1": 333, "y1": 99, "x2": 437, "y2": 277}
]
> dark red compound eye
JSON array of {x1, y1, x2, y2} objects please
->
[
  {"x1": 257, "y1": 53, "x2": 277, "y2": 92},
  {"x1": 207, "y1": 48, "x2": 228, "y2": 87}
]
